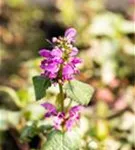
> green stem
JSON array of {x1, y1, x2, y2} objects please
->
[{"x1": 58, "y1": 83, "x2": 64, "y2": 112}]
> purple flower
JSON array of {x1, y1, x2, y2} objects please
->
[
  {"x1": 62, "y1": 64, "x2": 75, "y2": 80},
  {"x1": 65, "y1": 119, "x2": 74, "y2": 131},
  {"x1": 39, "y1": 28, "x2": 82, "y2": 82},
  {"x1": 69, "y1": 105, "x2": 82, "y2": 116},
  {"x1": 70, "y1": 47, "x2": 78, "y2": 56},
  {"x1": 54, "y1": 112, "x2": 65, "y2": 130},
  {"x1": 41, "y1": 102, "x2": 82, "y2": 131},
  {"x1": 65, "y1": 105, "x2": 82, "y2": 131},
  {"x1": 64, "y1": 28, "x2": 77, "y2": 43},
  {"x1": 61, "y1": 57, "x2": 81, "y2": 81},
  {"x1": 39, "y1": 49, "x2": 51, "y2": 57},
  {"x1": 41, "y1": 102, "x2": 57, "y2": 117},
  {"x1": 39, "y1": 48, "x2": 63, "y2": 79},
  {"x1": 45, "y1": 62, "x2": 59, "y2": 73},
  {"x1": 71, "y1": 57, "x2": 82, "y2": 65},
  {"x1": 51, "y1": 48, "x2": 63, "y2": 61},
  {"x1": 40, "y1": 61, "x2": 58, "y2": 79}
]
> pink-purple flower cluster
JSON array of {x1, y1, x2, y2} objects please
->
[
  {"x1": 39, "y1": 28, "x2": 81, "y2": 82},
  {"x1": 41, "y1": 102, "x2": 82, "y2": 131}
]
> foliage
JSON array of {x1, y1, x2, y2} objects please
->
[
  {"x1": 33, "y1": 76, "x2": 51, "y2": 100},
  {"x1": 42, "y1": 129, "x2": 81, "y2": 150},
  {"x1": 64, "y1": 80, "x2": 94, "y2": 105}
]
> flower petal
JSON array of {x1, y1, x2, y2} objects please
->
[
  {"x1": 71, "y1": 57, "x2": 82, "y2": 65},
  {"x1": 65, "y1": 119, "x2": 74, "y2": 131},
  {"x1": 41, "y1": 102, "x2": 57, "y2": 117},
  {"x1": 45, "y1": 63, "x2": 59, "y2": 73},
  {"x1": 70, "y1": 47, "x2": 78, "y2": 56},
  {"x1": 62, "y1": 64, "x2": 74, "y2": 80},
  {"x1": 64, "y1": 28, "x2": 77, "y2": 42},
  {"x1": 39, "y1": 49, "x2": 51, "y2": 57},
  {"x1": 51, "y1": 48, "x2": 63, "y2": 58},
  {"x1": 54, "y1": 112, "x2": 65, "y2": 130}
]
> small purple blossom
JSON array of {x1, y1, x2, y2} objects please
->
[
  {"x1": 62, "y1": 64, "x2": 75, "y2": 80},
  {"x1": 71, "y1": 57, "x2": 82, "y2": 65},
  {"x1": 41, "y1": 102, "x2": 57, "y2": 117},
  {"x1": 70, "y1": 47, "x2": 78, "y2": 56},
  {"x1": 41, "y1": 102, "x2": 82, "y2": 131},
  {"x1": 54, "y1": 112, "x2": 65, "y2": 130},
  {"x1": 39, "y1": 49, "x2": 51, "y2": 57},
  {"x1": 39, "y1": 48, "x2": 63, "y2": 79},
  {"x1": 39, "y1": 28, "x2": 81, "y2": 82},
  {"x1": 65, "y1": 105, "x2": 82, "y2": 131},
  {"x1": 64, "y1": 28, "x2": 77, "y2": 43},
  {"x1": 51, "y1": 48, "x2": 63, "y2": 59}
]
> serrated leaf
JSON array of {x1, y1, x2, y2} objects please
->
[
  {"x1": 42, "y1": 129, "x2": 81, "y2": 150},
  {"x1": 64, "y1": 80, "x2": 94, "y2": 105},
  {"x1": 33, "y1": 76, "x2": 51, "y2": 100}
]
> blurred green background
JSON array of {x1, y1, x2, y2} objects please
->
[{"x1": 0, "y1": 0, "x2": 135, "y2": 150}]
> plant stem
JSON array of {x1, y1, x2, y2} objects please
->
[{"x1": 58, "y1": 83, "x2": 64, "y2": 112}]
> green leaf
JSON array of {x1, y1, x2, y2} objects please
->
[
  {"x1": 21, "y1": 123, "x2": 53, "y2": 142},
  {"x1": 42, "y1": 129, "x2": 81, "y2": 150},
  {"x1": 20, "y1": 123, "x2": 38, "y2": 142},
  {"x1": 64, "y1": 80, "x2": 94, "y2": 105},
  {"x1": 33, "y1": 76, "x2": 51, "y2": 100}
]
